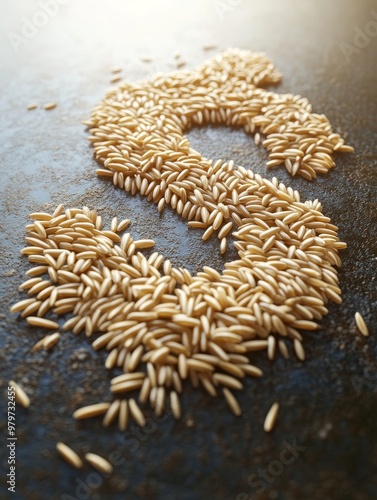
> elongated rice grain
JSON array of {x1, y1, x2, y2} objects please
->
[
  {"x1": 223, "y1": 388, "x2": 242, "y2": 416},
  {"x1": 9, "y1": 380, "x2": 30, "y2": 408},
  {"x1": 56, "y1": 442, "x2": 83, "y2": 469},
  {"x1": 73, "y1": 403, "x2": 111, "y2": 420},
  {"x1": 129, "y1": 398, "x2": 146, "y2": 427},
  {"x1": 26, "y1": 317, "x2": 59, "y2": 329},
  {"x1": 264, "y1": 402, "x2": 279, "y2": 432},
  {"x1": 355, "y1": 312, "x2": 369, "y2": 337},
  {"x1": 85, "y1": 453, "x2": 113, "y2": 475}
]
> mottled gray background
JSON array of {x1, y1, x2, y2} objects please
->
[{"x1": 0, "y1": 0, "x2": 376, "y2": 499}]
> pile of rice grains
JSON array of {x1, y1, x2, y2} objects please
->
[{"x1": 11, "y1": 49, "x2": 369, "y2": 470}]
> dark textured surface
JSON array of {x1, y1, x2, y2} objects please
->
[{"x1": 1, "y1": 1, "x2": 377, "y2": 499}]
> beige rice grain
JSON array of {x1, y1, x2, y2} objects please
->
[
  {"x1": 170, "y1": 390, "x2": 181, "y2": 419},
  {"x1": 118, "y1": 399, "x2": 129, "y2": 431},
  {"x1": 85, "y1": 452, "x2": 113, "y2": 475},
  {"x1": 73, "y1": 403, "x2": 111, "y2": 420},
  {"x1": 9, "y1": 380, "x2": 30, "y2": 408},
  {"x1": 44, "y1": 102, "x2": 57, "y2": 110},
  {"x1": 263, "y1": 402, "x2": 279, "y2": 432},
  {"x1": 223, "y1": 388, "x2": 242, "y2": 416},
  {"x1": 128, "y1": 398, "x2": 146, "y2": 427},
  {"x1": 102, "y1": 399, "x2": 121, "y2": 427},
  {"x1": 56, "y1": 442, "x2": 83, "y2": 469},
  {"x1": 355, "y1": 312, "x2": 369, "y2": 337},
  {"x1": 43, "y1": 332, "x2": 60, "y2": 350},
  {"x1": 26, "y1": 317, "x2": 59, "y2": 329}
]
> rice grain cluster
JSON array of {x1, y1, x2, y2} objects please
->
[
  {"x1": 12, "y1": 189, "x2": 346, "y2": 424},
  {"x1": 11, "y1": 49, "x2": 353, "y2": 429}
]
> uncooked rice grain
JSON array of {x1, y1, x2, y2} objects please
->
[
  {"x1": 170, "y1": 390, "x2": 181, "y2": 419},
  {"x1": 128, "y1": 398, "x2": 146, "y2": 427},
  {"x1": 56, "y1": 442, "x2": 83, "y2": 469},
  {"x1": 9, "y1": 380, "x2": 30, "y2": 409},
  {"x1": 26, "y1": 317, "x2": 59, "y2": 329},
  {"x1": 85, "y1": 453, "x2": 113, "y2": 475},
  {"x1": 118, "y1": 399, "x2": 129, "y2": 431},
  {"x1": 102, "y1": 399, "x2": 121, "y2": 427},
  {"x1": 223, "y1": 388, "x2": 242, "y2": 416},
  {"x1": 44, "y1": 102, "x2": 57, "y2": 110},
  {"x1": 43, "y1": 332, "x2": 60, "y2": 350},
  {"x1": 110, "y1": 75, "x2": 121, "y2": 84},
  {"x1": 263, "y1": 402, "x2": 279, "y2": 432},
  {"x1": 293, "y1": 339, "x2": 306, "y2": 361},
  {"x1": 73, "y1": 403, "x2": 111, "y2": 420},
  {"x1": 355, "y1": 312, "x2": 369, "y2": 337}
]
